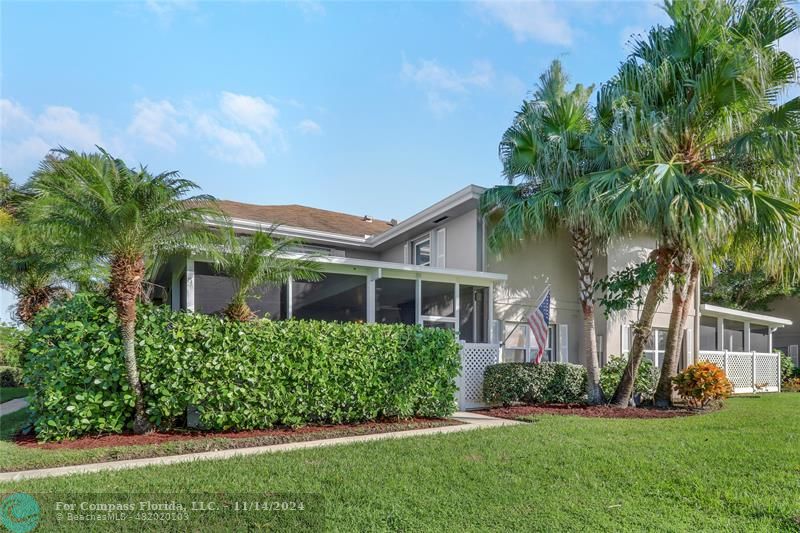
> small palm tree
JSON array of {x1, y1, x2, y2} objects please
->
[
  {"x1": 30, "y1": 147, "x2": 217, "y2": 433},
  {"x1": 481, "y1": 60, "x2": 606, "y2": 404},
  {"x1": 211, "y1": 228, "x2": 322, "y2": 321}
]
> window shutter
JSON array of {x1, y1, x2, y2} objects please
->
[
  {"x1": 790, "y1": 345, "x2": 799, "y2": 366},
  {"x1": 596, "y1": 335, "x2": 604, "y2": 365},
  {"x1": 435, "y1": 228, "x2": 446, "y2": 268},
  {"x1": 621, "y1": 324, "x2": 630, "y2": 355},
  {"x1": 403, "y1": 242, "x2": 409, "y2": 264},
  {"x1": 558, "y1": 324, "x2": 569, "y2": 363}
]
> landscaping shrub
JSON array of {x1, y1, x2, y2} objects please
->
[
  {"x1": 24, "y1": 294, "x2": 461, "y2": 441},
  {"x1": 600, "y1": 355, "x2": 659, "y2": 402},
  {"x1": 778, "y1": 351, "x2": 796, "y2": 383},
  {"x1": 483, "y1": 362, "x2": 587, "y2": 406},
  {"x1": 0, "y1": 325, "x2": 24, "y2": 368},
  {"x1": 672, "y1": 361, "x2": 733, "y2": 408},
  {"x1": 0, "y1": 366, "x2": 22, "y2": 387}
]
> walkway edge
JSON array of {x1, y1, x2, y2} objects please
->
[{"x1": 0, "y1": 412, "x2": 517, "y2": 483}]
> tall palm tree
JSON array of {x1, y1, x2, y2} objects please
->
[
  {"x1": 481, "y1": 60, "x2": 606, "y2": 404},
  {"x1": 579, "y1": 0, "x2": 800, "y2": 407},
  {"x1": 210, "y1": 228, "x2": 322, "y2": 321},
  {"x1": 29, "y1": 147, "x2": 217, "y2": 433}
]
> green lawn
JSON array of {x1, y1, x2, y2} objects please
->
[
  {"x1": 1, "y1": 394, "x2": 798, "y2": 531},
  {"x1": 0, "y1": 386, "x2": 27, "y2": 403}
]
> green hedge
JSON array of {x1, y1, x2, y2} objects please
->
[
  {"x1": 482, "y1": 362, "x2": 587, "y2": 406},
  {"x1": 600, "y1": 355, "x2": 659, "y2": 402},
  {"x1": 24, "y1": 294, "x2": 461, "y2": 441}
]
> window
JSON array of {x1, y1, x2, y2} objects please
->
[
  {"x1": 723, "y1": 320, "x2": 745, "y2": 351},
  {"x1": 699, "y1": 316, "x2": 718, "y2": 350},
  {"x1": 502, "y1": 321, "x2": 557, "y2": 362},
  {"x1": 643, "y1": 328, "x2": 667, "y2": 367},
  {"x1": 375, "y1": 278, "x2": 416, "y2": 325},
  {"x1": 458, "y1": 285, "x2": 487, "y2": 343},
  {"x1": 292, "y1": 273, "x2": 366, "y2": 322},
  {"x1": 420, "y1": 281, "x2": 454, "y2": 317},
  {"x1": 411, "y1": 235, "x2": 431, "y2": 266}
]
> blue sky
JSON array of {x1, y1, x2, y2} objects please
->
[{"x1": 2, "y1": 1, "x2": 798, "y2": 221}]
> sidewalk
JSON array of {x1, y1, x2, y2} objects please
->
[
  {"x1": 0, "y1": 411, "x2": 517, "y2": 483},
  {"x1": 0, "y1": 398, "x2": 28, "y2": 417}
]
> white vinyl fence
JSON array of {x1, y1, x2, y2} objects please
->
[
  {"x1": 456, "y1": 342, "x2": 501, "y2": 410},
  {"x1": 698, "y1": 351, "x2": 781, "y2": 393}
]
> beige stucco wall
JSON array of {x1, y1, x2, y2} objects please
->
[
  {"x1": 770, "y1": 296, "x2": 800, "y2": 352},
  {"x1": 489, "y1": 231, "x2": 696, "y2": 367}
]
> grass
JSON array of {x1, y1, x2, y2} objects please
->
[
  {"x1": 0, "y1": 386, "x2": 27, "y2": 403},
  {"x1": 0, "y1": 408, "x2": 455, "y2": 472},
  {"x1": 1, "y1": 394, "x2": 799, "y2": 531}
]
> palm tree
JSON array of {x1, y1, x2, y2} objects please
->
[
  {"x1": 210, "y1": 228, "x2": 322, "y2": 321},
  {"x1": 579, "y1": 0, "x2": 800, "y2": 407},
  {"x1": 481, "y1": 60, "x2": 606, "y2": 404},
  {"x1": 29, "y1": 147, "x2": 217, "y2": 433}
]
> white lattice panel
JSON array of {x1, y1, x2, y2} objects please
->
[
  {"x1": 457, "y1": 343, "x2": 500, "y2": 410},
  {"x1": 755, "y1": 354, "x2": 779, "y2": 391},
  {"x1": 698, "y1": 351, "x2": 780, "y2": 393}
]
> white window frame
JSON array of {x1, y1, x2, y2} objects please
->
[
  {"x1": 410, "y1": 231, "x2": 433, "y2": 267},
  {"x1": 502, "y1": 321, "x2": 557, "y2": 363},
  {"x1": 419, "y1": 279, "x2": 458, "y2": 333}
]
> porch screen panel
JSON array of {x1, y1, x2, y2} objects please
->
[
  {"x1": 750, "y1": 325, "x2": 770, "y2": 352},
  {"x1": 699, "y1": 316, "x2": 718, "y2": 350},
  {"x1": 458, "y1": 285, "x2": 487, "y2": 343},
  {"x1": 193, "y1": 261, "x2": 285, "y2": 319},
  {"x1": 375, "y1": 278, "x2": 416, "y2": 325},
  {"x1": 292, "y1": 273, "x2": 366, "y2": 322},
  {"x1": 724, "y1": 320, "x2": 745, "y2": 351},
  {"x1": 421, "y1": 281, "x2": 454, "y2": 317}
]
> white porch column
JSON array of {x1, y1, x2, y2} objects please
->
[
  {"x1": 717, "y1": 317, "x2": 725, "y2": 351},
  {"x1": 454, "y1": 282, "x2": 460, "y2": 338},
  {"x1": 744, "y1": 321, "x2": 751, "y2": 352},
  {"x1": 185, "y1": 259, "x2": 195, "y2": 312},
  {"x1": 415, "y1": 276, "x2": 422, "y2": 325},
  {"x1": 366, "y1": 268, "x2": 381, "y2": 324},
  {"x1": 285, "y1": 275, "x2": 293, "y2": 319},
  {"x1": 170, "y1": 263, "x2": 182, "y2": 311},
  {"x1": 487, "y1": 283, "x2": 495, "y2": 344}
]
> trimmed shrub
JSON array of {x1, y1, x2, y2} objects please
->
[
  {"x1": 778, "y1": 351, "x2": 796, "y2": 383},
  {"x1": 0, "y1": 325, "x2": 25, "y2": 368},
  {"x1": 483, "y1": 362, "x2": 587, "y2": 406},
  {"x1": 600, "y1": 355, "x2": 660, "y2": 402},
  {"x1": 0, "y1": 366, "x2": 22, "y2": 387},
  {"x1": 23, "y1": 294, "x2": 461, "y2": 441},
  {"x1": 672, "y1": 361, "x2": 733, "y2": 408}
]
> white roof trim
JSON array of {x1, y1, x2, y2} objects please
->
[
  {"x1": 700, "y1": 304, "x2": 792, "y2": 327},
  {"x1": 204, "y1": 184, "x2": 486, "y2": 249}
]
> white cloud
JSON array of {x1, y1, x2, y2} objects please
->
[
  {"x1": 0, "y1": 99, "x2": 105, "y2": 171},
  {"x1": 195, "y1": 114, "x2": 266, "y2": 166},
  {"x1": 128, "y1": 99, "x2": 186, "y2": 150},
  {"x1": 476, "y1": 1, "x2": 573, "y2": 46},
  {"x1": 144, "y1": 0, "x2": 196, "y2": 26},
  {"x1": 402, "y1": 57, "x2": 494, "y2": 115},
  {"x1": 297, "y1": 119, "x2": 322, "y2": 135},
  {"x1": 220, "y1": 92, "x2": 280, "y2": 135}
]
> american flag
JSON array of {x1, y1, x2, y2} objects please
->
[{"x1": 527, "y1": 290, "x2": 551, "y2": 364}]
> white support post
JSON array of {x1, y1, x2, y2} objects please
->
[
  {"x1": 723, "y1": 350, "x2": 729, "y2": 377},
  {"x1": 454, "y1": 282, "x2": 460, "y2": 339},
  {"x1": 366, "y1": 269, "x2": 380, "y2": 324},
  {"x1": 185, "y1": 259, "x2": 195, "y2": 312},
  {"x1": 717, "y1": 317, "x2": 725, "y2": 351},
  {"x1": 170, "y1": 264, "x2": 181, "y2": 311},
  {"x1": 286, "y1": 275, "x2": 293, "y2": 319},
  {"x1": 744, "y1": 321, "x2": 751, "y2": 352},
  {"x1": 752, "y1": 351, "x2": 757, "y2": 393},
  {"x1": 777, "y1": 350, "x2": 782, "y2": 392},
  {"x1": 487, "y1": 283, "x2": 495, "y2": 344},
  {"x1": 415, "y1": 276, "x2": 422, "y2": 325}
]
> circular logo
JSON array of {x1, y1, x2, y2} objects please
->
[{"x1": 0, "y1": 493, "x2": 40, "y2": 533}]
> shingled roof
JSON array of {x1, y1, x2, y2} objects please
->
[{"x1": 215, "y1": 200, "x2": 394, "y2": 237}]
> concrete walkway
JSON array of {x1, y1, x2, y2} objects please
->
[
  {"x1": 0, "y1": 412, "x2": 518, "y2": 483},
  {"x1": 0, "y1": 398, "x2": 28, "y2": 417}
]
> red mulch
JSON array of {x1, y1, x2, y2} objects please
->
[
  {"x1": 13, "y1": 418, "x2": 456, "y2": 450},
  {"x1": 478, "y1": 403, "x2": 698, "y2": 420}
]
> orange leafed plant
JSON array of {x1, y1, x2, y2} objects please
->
[{"x1": 672, "y1": 362, "x2": 733, "y2": 408}]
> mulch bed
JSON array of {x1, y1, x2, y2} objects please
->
[
  {"x1": 477, "y1": 403, "x2": 700, "y2": 420},
  {"x1": 12, "y1": 418, "x2": 460, "y2": 451}
]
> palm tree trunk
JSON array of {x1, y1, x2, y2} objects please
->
[
  {"x1": 571, "y1": 225, "x2": 603, "y2": 404},
  {"x1": 654, "y1": 256, "x2": 699, "y2": 407},
  {"x1": 110, "y1": 254, "x2": 150, "y2": 434},
  {"x1": 16, "y1": 287, "x2": 52, "y2": 325},
  {"x1": 610, "y1": 247, "x2": 674, "y2": 408}
]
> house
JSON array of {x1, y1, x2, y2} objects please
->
[{"x1": 149, "y1": 184, "x2": 794, "y2": 403}]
